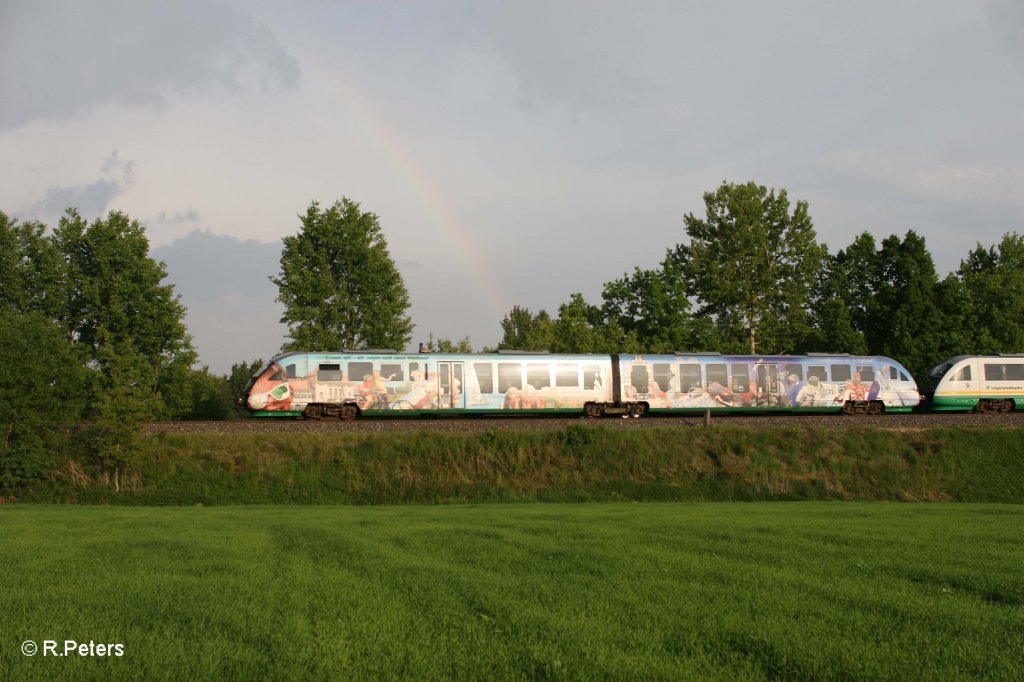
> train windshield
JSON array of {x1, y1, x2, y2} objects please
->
[
  {"x1": 926, "y1": 363, "x2": 952, "y2": 379},
  {"x1": 242, "y1": 360, "x2": 275, "y2": 396}
]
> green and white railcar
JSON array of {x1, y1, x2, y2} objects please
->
[{"x1": 921, "y1": 355, "x2": 1024, "y2": 412}]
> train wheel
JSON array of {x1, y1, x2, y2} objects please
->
[
  {"x1": 583, "y1": 402, "x2": 604, "y2": 418},
  {"x1": 627, "y1": 403, "x2": 647, "y2": 418},
  {"x1": 1001, "y1": 399, "x2": 1014, "y2": 413},
  {"x1": 303, "y1": 404, "x2": 323, "y2": 420},
  {"x1": 340, "y1": 404, "x2": 359, "y2": 420},
  {"x1": 841, "y1": 401, "x2": 857, "y2": 415},
  {"x1": 868, "y1": 401, "x2": 884, "y2": 415}
]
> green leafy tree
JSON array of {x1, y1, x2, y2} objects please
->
[
  {"x1": 955, "y1": 233, "x2": 1024, "y2": 353},
  {"x1": 89, "y1": 332, "x2": 163, "y2": 493},
  {"x1": 550, "y1": 293, "x2": 619, "y2": 353},
  {"x1": 53, "y1": 210, "x2": 195, "y2": 373},
  {"x1": 870, "y1": 231, "x2": 947, "y2": 378},
  {"x1": 273, "y1": 198, "x2": 413, "y2": 351},
  {"x1": 0, "y1": 310, "x2": 85, "y2": 492},
  {"x1": 423, "y1": 333, "x2": 474, "y2": 352},
  {"x1": 227, "y1": 358, "x2": 264, "y2": 417},
  {"x1": 680, "y1": 181, "x2": 824, "y2": 354},
  {"x1": 807, "y1": 234, "x2": 877, "y2": 355},
  {"x1": 169, "y1": 368, "x2": 236, "y2": 421},
  {"x1": 497, "y1": 305, "x2": 555, "y2": 351},
  {"x1": 0, "y1": 213, "x2": 63, "y2": 317},
  {"x1": 602, "y1": 254, "x2": 716, "y2": 353}
]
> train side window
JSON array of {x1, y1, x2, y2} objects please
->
[
  {"x1": 556, "y1": 365, "x2": 579, "y2": 388},
  {"x1": 856, "y1": 365, "x2": 875, "y2": 382},
  {"x1": 1008, "y1": 364, "x2": 1024, "y2": 380},
  {"x1": 380, "y1": 363, "x2": 403, "y2": 381},
  {"x1": 285, "y1": 364, "x2": 297, "y2": 379},
  {"x1": 653, "y1": 363, "x2": 673, "y2": 392},
  {"x1": 527, "y1": 364, "x2": 551, "y2": 389},
  {"x1": 830, "y1": 365, "x2": 852, "y2": 382},
  {"x1": 318, "y1": 363, "x2": 342, "y2": 381},
  {"x1": 900, "y1": 371, "x2": 910, "y2": 382},
  {"x1": 348, "y1": 362, "x2": 373, "y2": 381},
  {"x1": 706, "y1": 363, "x2": 727, "y2": 387},
  {"x1": 474, "y1": 363, "x2": 494, "y2": 393},
  {"x1": 498, "y1": 363, "x2": 522, "y2": 393},
  {"x1": 731, "y1": 364, "x2": 749, "y2": 392},
  {"x1": 583, "y1": 366, "x2": 603, "y2": 390},
  {"x1": 984, "y1": 364, "x2": 1006, "y2": 381},
  {"x1": 808, "y1": 365, "x2": 827, "y2": 382},
  {"x1": 889, "y1": 366, "x2": 899, "y2": 380},
  {"x1": 679, "y1": 364, "x2": 702, "y2": 392},
  {"x1": 630, "y1": 364, "x2": 649, "y2": 393},
  {"x1": 953, "y1": 366, "x2": 972, "y2": 381},
  {"x1": 784, "y1": 364, "x2": 803, "y2": 381}
]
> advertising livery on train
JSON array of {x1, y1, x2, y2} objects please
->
[{"x1": 244, "y1": 351, "x2": 921, "y2": 419}]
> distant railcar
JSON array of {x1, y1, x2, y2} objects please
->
[
  {"x1": 243, "y1": 350, "x2": 920, "y2": 419},
  {"x1": 920, "y1": 355, "x2": 1024, "y2": 412}
]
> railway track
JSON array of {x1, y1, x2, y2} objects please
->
[{"x1": 145, "y1": 412, "x2": 1024, "y2": 434}]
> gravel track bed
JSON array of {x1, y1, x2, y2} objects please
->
[{"x1": 146, "y1": 412, "x2": 1024, "y2": 434}]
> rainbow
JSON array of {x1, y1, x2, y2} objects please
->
[{"x1": 323, "y1": 70, "x2": 510, "y2": 331}]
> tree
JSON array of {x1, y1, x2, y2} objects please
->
[
  {"x1": 680, "y1": 181, "x2": 824, "y2": 354},
  {"x1": 807, "y1": 234, "x2": 877, "y2": 355},
  {"x1": 273, "y1": 198, "x2": 413, "y2": 351},
  {"x1": 955, "y1": 233, "x2": 1024, "y2": 353},
  {"x1": 496, "y1": 305, "x2": 555, "y2": 351},
  {"x1": 0, "y1": 310, "x2": 85, "y2": 492},
  {"x1": 2, "y1": 209, "x2": 195, "y2": 420},
  {"x1": 550, "y1": 293, "x2": 618, "y2": 353},
  {"x1": 423, "y1": 333, "x2": 474, "y2": 353},
  {"x1": 227, "y1": 358, "x2": 264, "y2": 417},
  {"x1": 602, "y1": 254, "x2": 716, "y2": 353},
  {"x1": 0, "y1": 212, "x2": 63, "y2": 317},
  {"x1": 871, "y1": 231, "x2": 947, "y2": 378}
]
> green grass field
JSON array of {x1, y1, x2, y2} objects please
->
[{"x1": 2, "y1": 503, "x2": 1022, "y2": 681}]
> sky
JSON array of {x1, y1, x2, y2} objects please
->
[{"x1": 2, "y1": 0, "x2": 1023, "y2": 374}]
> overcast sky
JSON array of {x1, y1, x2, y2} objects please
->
[{"x1": 3, "y1": 0, "x2": 1023, "y2": 373}]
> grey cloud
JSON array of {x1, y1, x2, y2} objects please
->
[
  {"x1": 988, "y1": 0, "x2": 1024, "y2": 54},
  {"x1": 153, "y1": 230, "x2": 285, "y2": 374},
  {"x1": 24, "y1": 150, "x2": 134, "y2": 222},
  {"x1": 0, "y1": 0, "x2": 300, "y2": 130},
  {"x1": 473, "y1": 0, "x2": 652, "y2": 111},
  {"x1": 27, "y1": 179, "x2": 122, "y2": 222},
  {"x1": 153, "y1": 208, "x2": 202, "y2": 226}
]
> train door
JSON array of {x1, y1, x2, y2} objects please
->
[
  {"x1": 756, "y1": 363, "x2": 780, "y2": 405},
  {"x1": 437, "y1": 361, "x2": 465, "y2": 410}
]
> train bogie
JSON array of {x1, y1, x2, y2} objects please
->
[{"x1": 921, "y1": 355, "x2": 1024, "y2": 412}]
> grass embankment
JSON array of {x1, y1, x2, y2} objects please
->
[
  {"x1": 21, "y1": 424, "x2": 1024, "y2": 504},
  {"x1": 2, "y1": 503, "x2": 1022, "y2": 680}
]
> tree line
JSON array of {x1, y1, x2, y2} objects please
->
[
  {"x1": 2, "y1": 184, "x2": 1021, "y2": 491},
  {"x1": 494, "y1": 181, "x2": 1024, "y2": 383}
]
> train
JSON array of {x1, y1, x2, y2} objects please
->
[
  {"x1": 920, "y1": 354, "x2": 1024, "y2": 412},
  {"x1": 242, "y1": 350, "x2": 928, "y2": 419}
]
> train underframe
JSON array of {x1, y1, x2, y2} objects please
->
[{"x1": 291, "y1": 399, "x2": 897, "y2": 420}]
